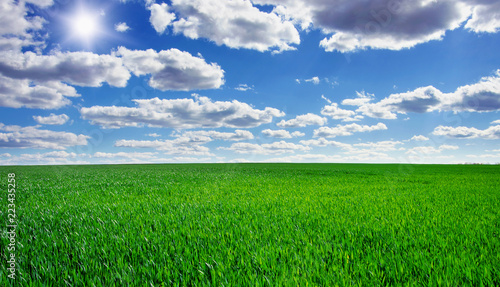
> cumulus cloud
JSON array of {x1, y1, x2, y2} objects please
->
[
  {"x1": 262, "y1": 129, "x2": 302, "y2": 138},
  {"x1": 433, "y1": 124, "x2": 500, "y2": 139},
  {"x1": 0, "y1": 123, "x2": 88, "y2": 149},
  {"x1": 304, "y1": 76, "x2": 320, "y2": 84},
  {"x1": 81, "y1": 96, "x2": 284, "y2": 129},
  {"x1": 464, "y1": 0, "x2": 500, "y2": 33},
  {"x1": 0, "y1": 51, "x2": 130, "y2": 87},
  {"x1": 342, "y1": 91, "x2": 375, "y2": 106},
  {"x1": 33, "y1": 113, "x2": 69, "y2": 125},
  {"x1": 0, "y1": 76, "x2": 79, "y2": 109},
  {"x1": 356, "y1": 70, "x2": 500, "y2": 119},
  {"x1": 0, "y1": 48, "x2": 135, "y2": 108},
  {"x1": 149, "y1": 0, "x2": 300, "y2": 53},
  {"x1": 115, "y1": 22, "x2": 131, "y2": 32},
  {"x1": 442, "y1": 70, "x2": 500, "y2": 112},
  {"x1": 320, "y1": 103, "x2": 361, "y2": 121},
  {"x1": 299, "y1": 138, "x2": 352, "y2": 150},
  {"x1": 291, "y1": 131, "x2": 305, "y2": 137},
  {"x1": 148, "y1": 3, "x2": 176, "y2": 34},
  {"x1": 411, "y1": 135, "x2": 430, "y2": 141},
  {"x1": 0, "y1": 0, "x2": 48, "y2": 52},
  {"x1": 116, "y1": 47, "x2": 224, "y2": 91},
  {"x1": 313, "y1": 123, "x2": 387, "y2": 138},
  {"x1": 0, "y1": 37, "x2": 224, "y2": 110},
  {"x1": 220, "y1": 140, "x2": 310, "y2": 155},
  {"x1": 277, "y1": 113, "x2": 327, "y2": 128},
  {"x1": 255, "y1": 0, "x2": 470, "y2": 52},
  {"x1": 252, "y1": 0, "x2": 500, "y2": 52},
  {"x1": 357, "y1": 86, "x2": 442, "y2": 119}
]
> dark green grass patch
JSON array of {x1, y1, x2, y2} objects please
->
[{"x1": 0, "y1": 164, "x2": 499, "y2": 286}]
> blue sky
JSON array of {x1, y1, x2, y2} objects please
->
[{"x1": 1, "y1": 0, "x2": 500, "y2": 165}]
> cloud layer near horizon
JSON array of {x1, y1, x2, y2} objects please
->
[{"x1": 80, "y1": 95, "x2": 284, "y2": 129}]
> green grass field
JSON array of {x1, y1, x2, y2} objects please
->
[{"x1": 1, "y1": 163, "x2": 499, "y2": 286}]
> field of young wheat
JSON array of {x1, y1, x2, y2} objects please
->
[{"x1": 1, "y1": 163, "x2": 499, "y2": 286}]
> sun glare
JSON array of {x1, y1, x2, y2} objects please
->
[
  {"x1": 72, "y1": 11, "x2": 98, "y2": 39},
  {"x1": 65, "y1": 6, "x2": 103, "y2": 47}
]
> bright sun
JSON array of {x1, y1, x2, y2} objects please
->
[
  {"x1": 66, "y1": 7, "x2": 102, "y2": 47},
  {"x1": 72, "y1": 11, "x2": 98, "y2": 39}
]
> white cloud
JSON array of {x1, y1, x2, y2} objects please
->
[
  {"x1": 353, "y1": 140, "x2": 403, "y2": 151},
  {"x1": 0, "y1": 51, "x2": 131, "y2": 87},
  {"x1": 0, "y1": 0, "x2": 48, "y2": 52},
  {"x1": 320, "y1": 103, "x2": 361, "y2": 121},
  {"x1": 433, "y1": 124, "x2": 500, "y2": 139},
  {"x1": 355, "y1": 103, "x2": 398, "y2": 120},
  {"x1": 81, "y1": 96, "x2": 284, "y2": 129},
  {"x1": 261, "y1": 152, "x2": 393, "y2": 163},
  {"x1": 321, "y1": 95, "x2": 332, "y2": 104},
  {"x1": 406, "y1": 144, "x2": 459, "y2": 155},
  {"x1": 291, "y1": 131, "x2": 305, "y2": 137},
  {"x1": 148, "y1": 3, "x2": 176, "y2": 34},
  {"x1": 442, "y1": 70, "x2": 500, "y2": 112},
  {"x1": 156, "y1": 0, "x2": 300, "y2": 53},
  {"x1": 93, "y1": 152, "x2": 158, "y2": 159},
  {"x1": 26, "y1": 0, "x2": 53, "y2": 7},
  {"x1": 492, "y1": 120, "x2": 500, "y2": 125},
  {"x1": 220, "y1": 140, "x2": 310, "y2": 155},
  {"x1": 262, "y1": 129, "x2": 302, "y2": 138},
  {"x1": 313, "y1": 123, "x2": 387, "y2": 138},
  {"x1": 0, "y1": 123, "x2": 88, "y2": 149},
  {"x1": 235, "y1": 84, "x2": 253, "y2": 91},
  {"x1": 115, "y1": 22, "x2": 131, "y2": 32},
  {"x1": 300, "y1": 138, "x2": 402, "y2": 155},
  {"x1": 250, "y1": 0, "x2": 500, "y2": 52},
  {"x1": 300, "y1": 138, "x2": 352, "y2": 150},
  {"x1": 115, "y1": 138, "x2": 214, "y2": 156},
  {"x1": 116, "y1": 47, "x2": 224, "y2": 91},
  {"x1": 0, "y1": 151, "x2": 90, "y2": 166},
  {"x1": 356, "y1": 70, "x2": 500, "y2": 119},
  {"x1": 0, "y1": 3, "x2": 227, "y2": 109},
  {"x1": 147, "y1": 133, "x2": 161, "y2": 137},
  {"x1": 0, "y1": 46, "x2": 226, "y2": 109},
  {"x1": 277, "y1": 113, "x2": 327, "y2": 128},
  {"x1": 0, "y1": 76, "x2": 79, "y2": 109},
  {"x1": 177, "y1": 130, "x2": 254, "y2": 141},
  {"x1": 33, "y1": 114, "x2": 69, "y2": 125},
  {"x1": 411, "y1": 135, "x2": 430, "y2": 141},
  {"x1": 304, "y1": 76, "x2": 320, "y2": 84},
  {"x1": 440, "y1": 144, "x2": 460, "y2": 151},
  {"x1": 342, "y1": 91, "x2": 375, "y2": 106},
  {"x1": 255, "y1": 0, "x2": 470, "y2": 52},
  {"x1": 464, "y1": 1, "x2": 500, "y2": 33}
]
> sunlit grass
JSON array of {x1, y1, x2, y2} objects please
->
[{"x1": 1, "y1": 163, "x2": 499, "y2": 285}]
